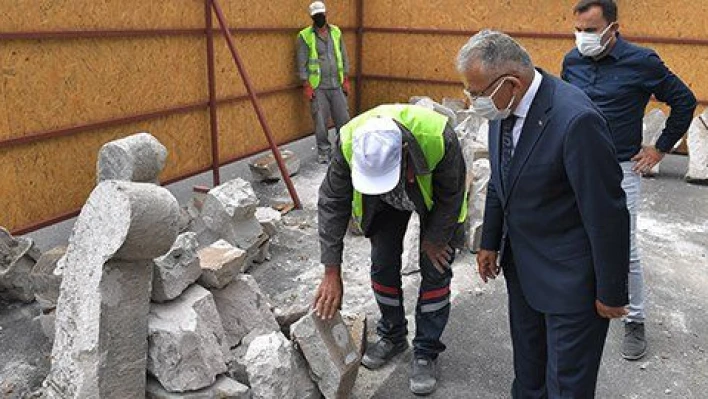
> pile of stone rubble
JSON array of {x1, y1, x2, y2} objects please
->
[{"x1": 1, "y1": 132, "x2": 364, "y2": 399}]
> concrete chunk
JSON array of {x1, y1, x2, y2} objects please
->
[
  {"x1": 146, "y1": 375, "x2": 250, "y2": 399},
  {"x1": 198, "y1": 240, "x2": 247, "y2": 289},
  {"x1": 212, "y1": 274, "x2": 280, "y2": 349},
  {"x1": 202, "y1": 179, "x2": 259, "y2": 224},
  {"x1": 97, "y1": 132, "x2": 167, "y2": 183},
  {"x1": 152, "y1": 233, "x2": 201, "y2": 302},
  {"x1": 43, "y1": 181, "x2": 179, "y2": 399},
  {"x1": 467, "y1": 159, "x2": 491, "y2": 251},
  {"x1": 341, "y1": 312, "x2": 367, "y2": 357},
  {"x1": 249, "y1": 150, "x2": 301, "y2": 182},
  {"x1": 686, "y1": 110, "x2": 708, "y2": 184},
  {"x1": 291, "y1": 311, "x2": 361, "y2": 399},
  {"x1": 30, "y1": 246, "x2": 67, "y2": 310},
  {"x1": 255, "y1": 207, "x2": 282, "y2": 238},
  {"x1": 244, "y1": 332, "x2": 299, "y2": 399},
  {"x1": 148, "y1": 285, "x2": 227, "y2": 392},
  {"x1": 0, "y1": 227, "x2": 40, "y2": 302}
]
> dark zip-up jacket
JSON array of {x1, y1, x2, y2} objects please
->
[{"x1": 318, "y1": 122, "x2": 466, "y2": 266}]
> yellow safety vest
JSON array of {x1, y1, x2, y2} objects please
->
[
  {"x1": 298, "y1": 25, "x2": 345, "y2": 89},
  {"x1": 340, "y1": 104, "x2": 468, "y2": 226}
]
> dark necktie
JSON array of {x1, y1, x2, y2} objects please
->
[{"x1": 500, "y1": 115, "x2": 517, "y2": 191}]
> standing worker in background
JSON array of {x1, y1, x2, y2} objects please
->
[
  {"x1": 562, "y1": 0, "x2": 697, "y2": 361},
  {"x1": 297, "y1": 1, "x2": 352, "y2": 164},
  {"x1": 313, "y1": 104, "x2": 467, "y2": 395}
]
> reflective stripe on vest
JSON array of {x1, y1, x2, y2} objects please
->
[
  {"x1": 340, "y1": 104, "x2": 469, "y2": 227},
  {"x1": 298, "y1": 25, "x2": 344, "y2": 89}
]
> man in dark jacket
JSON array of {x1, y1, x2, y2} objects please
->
[{"x1": 313, "y1": 104, "x2": 467, "y2": 396}]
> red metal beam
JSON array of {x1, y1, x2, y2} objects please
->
[
  {"x1": 0, "y1": 84, "x2": 302, "y2": 150},
  {"x1": 354, "y1": 0, "x2": 365, "y2": 114},
  {"x1": 210, "y1": 0, "x2": 302, "y2": 210},
  {"x1": 362, "y1": 26, "x2": 708, "y2": 47},
  {"x1": 0, "y1": 27, "x2": 356, "y2": 41},
  {"x1": 205, "y1": 0, "x2": 221, "y2": 186}
]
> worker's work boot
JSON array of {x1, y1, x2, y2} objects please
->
[
  {"x1": 409, "y1": 356, "x2": 438, "y2": 396},
  {"x1": 622, "y1": 322, "x2": 647, "y2": 360},
  {"x1": 361, "y1": 338, "x2": 409, "y2": 370}
]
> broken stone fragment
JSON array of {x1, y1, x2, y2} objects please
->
[
  {"x1": 341, "y1": 312, "x2": 368, "y2": 357},
  {"x1": 244, "y1": 332, "x2": 318, "y2": 399},
  {"x1": 152, "y1": 232, "x2": 201, "y2": 302},
  {"x1": 197, "y1": 240, "x2": 247, "y2": 289},
  {"x1": 211, "y1": 274, "x2": 280, "y2": 349},
  {"x1": 29, "y1": 246, "x2": 66, "y2": 310},
  {"x1": 146, "y1": 375, "x2": 250, "y2": 399},
  {"x1": 401, "y1": 214, "x2": 421, "y2": 276},
  {"x1": 96, "y1": 132, "x2": 168, "y2": 184},
  {"x1": 148, "y1": 285, "x2": 227, "y2": 393},
  {"x1": 202, "y1": 179, "x2": 259, "y2": 225},
  {"x1": 249, "y1": 150, "x2": 301, "y2": 182},
  {"x1": 410, "y1": 96, "x2": 457, "y2": 126},
  {"x1": 291, "y1": 311, "x2": 361, "y2": 399},
  {"x1": 274, "y1": 303, "x2": 311, "y2": 337},
  {"x1": 43, "y1": 181, "x2": 179, "y2": 399},
  {"x1": 467, "y1": 159, "x2": 491, "y2": 251},
  {"x1": 0, "y1": 227, "x2": 40, "y2": 303},
  {"x1": 686, "y1": 109, "x2": 708, "y2": 184},
  {"x1": 255, "y1": 207, "x2": 282, "y2": 238}
]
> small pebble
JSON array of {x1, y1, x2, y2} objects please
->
[
  {"x1": 665, "y1": 389, "x2": 672, "y2": 395},
  {"x1": 639, "y1": 363, "x2": 648, "y2": 370}
]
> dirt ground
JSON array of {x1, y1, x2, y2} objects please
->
[{"x1": 2, "y1": 143, "x2": 706, "y2": 398}]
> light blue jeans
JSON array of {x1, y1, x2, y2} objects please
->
[{"x1": 620, "y1": 161, "x2": 644, "y2": 324}]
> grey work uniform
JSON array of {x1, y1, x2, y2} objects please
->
[{"x1": 297, "y1": 25, "x2": 351, "y2": 158}]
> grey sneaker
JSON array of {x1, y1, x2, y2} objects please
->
[
  {"x1": 622, "y1": 322, "x2": 647, "y2": 360},
  {"x1": 410, "y1": 356, "x2": 438, "y2": 396},
  {"x1": 361, "y1": 338, "x2": 409, "y2": 370}
]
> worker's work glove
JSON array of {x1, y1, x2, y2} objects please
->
[
  {"x1": 342, "y1": 77, "x2": 351, "y2": 96},
  {"x1": 303, "y1": 82, "x2": 315, "y2": 101}
]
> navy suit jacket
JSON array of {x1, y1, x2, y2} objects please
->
[{"x1": 481, "y1": 70, "x2": 630, "y2": 314}]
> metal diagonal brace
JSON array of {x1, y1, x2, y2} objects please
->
[{"x1": 209, "y1": 0, "x2": 302, "y2": 209}]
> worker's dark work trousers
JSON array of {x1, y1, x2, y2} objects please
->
[{"x1": 368, "y1": 203, "x2": 454, "y2": 359}]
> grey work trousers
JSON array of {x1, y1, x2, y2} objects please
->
[
  {"x1": 620, "y1": 161, "x2": 645, "y2": 324},
  {"x1": 311, "y1": 87, "x2": 350, "y2": 157}
]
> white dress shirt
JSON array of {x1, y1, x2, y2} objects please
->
[{"x1": 510, "y1": 70, "x2": 543, "y2": 154}]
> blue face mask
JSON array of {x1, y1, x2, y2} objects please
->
[{"x1": 465, "y1": 78, "x2": 515, "y2": 121}]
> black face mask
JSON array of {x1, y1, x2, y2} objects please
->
[{"x1": 312, "y1": 14, "x2": 327, "y2": 28}]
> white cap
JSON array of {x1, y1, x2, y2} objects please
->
[
  {"x1": 309, "y1": 1, "x2": 326, "y2": 16},
  {"x1": 351, "y1": 117, "x2": 403, "y2": 195}
]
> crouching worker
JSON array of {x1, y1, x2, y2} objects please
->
[{"x1": 313, "y1": 104, "x2": 468, "y2": 395}]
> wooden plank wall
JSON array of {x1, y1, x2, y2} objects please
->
[
  {"x1": 360, "y1": 0, "x2": 708, "y2": 121},
  {"x1": 0, "y1": 0, "x2": 357, "y2": 232}
]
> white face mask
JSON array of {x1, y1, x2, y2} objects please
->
[
  {"x1": 575, "y1": 24, "x2": 614, "y2": 57},
  {"x1": 467, "y1": 78, "x2": 516, "y2": 121}
]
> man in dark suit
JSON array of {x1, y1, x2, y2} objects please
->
[{"x1": 456, "y1": 30, "x2": 630, "y2": 397}]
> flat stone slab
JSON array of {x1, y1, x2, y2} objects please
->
[
  {"x1": 255, "y1": 207, "x2": 282, "y2": 238},
  {"x1": 291, "y1": 311, "x2": 361, "y2": 399},
  {"x1": 249, "y1": 150, "x2": 301, "y2": 182},
  {"x1": 148, "y1": 285, "x2": 227, "y2": 393},
  {"x1": 197, "y1": 240, "x2": 247, "y2": 289}
]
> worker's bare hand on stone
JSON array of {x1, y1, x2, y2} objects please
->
[
  {"x1": 631, "y1": 145, "x2": 665, "y2": 174},
  {"x1": 421, "y1": 240, "x2": 454, "y2": 274},
  {"x1": 595, "y1": 300, "x2": 628, "y2": 319},
  {"x1": 313, "y1": 266, "x2": 343, "y2": 320},
  {"x1": 476, "y1": 249, "x2": 500, "y2": 283}
]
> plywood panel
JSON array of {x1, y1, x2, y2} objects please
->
[
  {"x1": 212, "y1": 31, "x2": 358, "y2": 99},
  {"x1": 363, "y1": 0, "x2": 708, "y2": 39},
  {"x1": 0, "y1": 0, "x2": 204, "y2": 30},
  {"x1": 0, "y1": 109, "x2": 211, "y2": 231},
  {"x1": 217, "y1": 0, "x2": 358, "y2": 30},
  {"x1": 0, "y1": 36, "x2": 207, "y2": 141}
]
